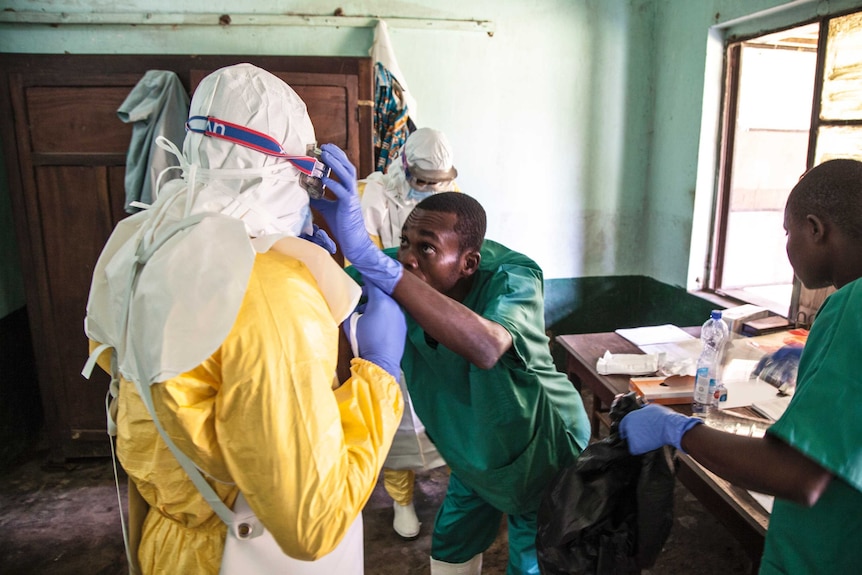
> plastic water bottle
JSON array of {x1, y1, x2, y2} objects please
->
[{"x1": 692, "y1": 310, "x2": 729, "y2": 418}]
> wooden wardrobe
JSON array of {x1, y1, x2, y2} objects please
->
[{"x1": 0, "y1": 54, "x2": 373, "y2": 462}]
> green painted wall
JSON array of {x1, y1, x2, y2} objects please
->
[
  {"x1": 8, "y1": 0, "x2": 862, "y2": 460},
  {"x1": 544, "y1": 275, "x2": 716, "y2": 335},
  {"x1": 3, "y1": 0, "x2": 862, "y2": 323},
  {"x1": 0, "y1": 0, "x2": 649, "y2": 321},
  {"x1": 647, "y1": 0, "x2": 862, "y2": 289}
]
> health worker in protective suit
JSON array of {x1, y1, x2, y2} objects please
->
[
  {"x1": 358, "y1": 127, "x2": 456, "y2": 539},
  {"x1": 361, "y1": 127, "x2": 459, "y2": 249},
  {"x1": 83, "y1": 63, "x2": 405, "y2": 575}
]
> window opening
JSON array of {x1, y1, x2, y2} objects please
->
[
  {"x1": 711, "y1": 11, "x2": 862, "y2": 323},
  {"x1": 713, "y1": 23, "x2": 818, "y2": 314}
]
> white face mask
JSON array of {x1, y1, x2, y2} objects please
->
[
  {"x1": 406, "y1": 187, "x2": 436, "y2": 202},
  {"x1": 154, "y1": 136, "x2": 313, "y2": 238}
]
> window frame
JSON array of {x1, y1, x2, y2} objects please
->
[{"x1": 701, "y1": 9, "x2": 862, "y2": 326}]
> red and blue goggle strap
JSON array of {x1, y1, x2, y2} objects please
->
[{"x1": 185, "y1": 115, "x2": 323, "y2": 177}]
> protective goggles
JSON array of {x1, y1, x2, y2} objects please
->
[
  {"x1": 186, "y1": 115, "x2": 330, "y2": 198},
  {"x1": 401, "y1": 153, "x2": 452, "y2": 194}
]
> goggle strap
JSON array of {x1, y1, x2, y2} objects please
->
[{"x1": 185, "y1": 115, "x2": 322, "y2": 176}]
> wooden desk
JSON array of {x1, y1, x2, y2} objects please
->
[{"x1": 557, "y1": 331, "x2": 768, "y2": 568}]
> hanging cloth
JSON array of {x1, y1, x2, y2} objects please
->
[
  {"x1": 117, "y1": 70, "x2": 189, "y2": 213},
  {"x1": 373, "y1": 63, "x2": 411, "y2": 173},
  {"x1": 370, "y1": 20, "x2": 416, "y2": 172},
  {"x1": 370, "y1": 20, "x2": 418, "y2": 120}
]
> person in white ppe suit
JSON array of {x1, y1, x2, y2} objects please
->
[
  {"x1": 83, "y1": 63, "x2": 405, "y2": 575},
  {"x1": 361, "y1": 127, "x2": 459, "y2": 249},
  {"x1": 357, "y1": 128, "x2": 456, "y2": 539}
]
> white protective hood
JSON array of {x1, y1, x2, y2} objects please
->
[{"x1": 85, "y1": 63, "x2": 359, "y2": 386}]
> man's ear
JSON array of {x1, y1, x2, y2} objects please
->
[
  {"x1": 807, "y1": 214, "x2": 827, "y2": 243},
  {"x1": 461, "y1": 249, "x2": 481, "y2": 278}
]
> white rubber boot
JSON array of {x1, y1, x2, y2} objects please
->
[
  {"x1": 430, "y1": 554, "x2": 483, "y2": 575},
  {"x1": 392, "y1": 501, "x2": 421, "y2": 539}
]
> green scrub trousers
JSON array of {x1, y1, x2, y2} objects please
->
[{"x1": 432, "y1": 472, "x2": 540, "y2": 575}]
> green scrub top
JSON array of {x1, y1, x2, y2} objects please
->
[
  {"x1": 400, "y1": 240, "x2": 591, "y2": 515},
  {"x1": 761, "y1": 277, "x2": 862, "y2": 574}
]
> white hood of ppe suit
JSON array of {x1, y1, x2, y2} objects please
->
[
  {"x1": 403, "y1": 127, "x2": 457, "y2": 182},
  {"x1": 180, "y1": 62, "x2": 317, "y2": 240},
  {"x1": 85, "y1": 63, "x2": 359, "y2": 387}
]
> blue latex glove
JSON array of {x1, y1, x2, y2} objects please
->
[
  {"x1": 345, "y1": 282, "x2": 405, "y2": 378},
  {"x1": 310, "y1": 143, "x2": 403, "y2": 294},
  {"x1": 753, "y1": 344, "x2": 802, "y2": 390},
  {"x1": 619, "y1": 403, "x2": 703, "y2": 455},
  {"x1": 771, "y1": 344, "x2": 803, "y2": 361},
  {"x1": 299, "y1": 224, "x2": 337, "y2": 254}
]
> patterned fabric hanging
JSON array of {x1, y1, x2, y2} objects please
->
[{"x1": 373, "y1": 62, "x2": 412, "y2": 173}]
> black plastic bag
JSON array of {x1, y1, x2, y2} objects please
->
[{"x1": 536, "y1": 393, "x2": 677, "y2": 575}]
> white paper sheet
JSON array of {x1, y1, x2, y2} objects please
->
[
  {"x1": 719, "y1": 377, "x2": 783, "y2": 409},
  {"x1": 751, "y1": 395, "x2": 792, "y2": 421},
  {"x1": 721, "y1": 358, "x2": 759, "y2": 383},
  {"x1": 615, "y1": 324, "x2": 696, "y2": 346}
]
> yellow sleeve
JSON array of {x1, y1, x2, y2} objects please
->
[
  {"x1": 211, "y1": 251, "x2": 402, "y2": 560},
  {"x1": 88, "y1": 339, "x2": 113, "y2": 372}
]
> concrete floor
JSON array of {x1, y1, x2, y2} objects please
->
[
  {"x1": 0, "y1": 386, "x2": 757, "y2": 575},
  {"x1": 0, "y1": 449, "x2": 756, "y2": 575}
]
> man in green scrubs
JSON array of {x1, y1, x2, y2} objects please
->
[
  {"x1": 312, "y1": 150, "x2": 591, "y2": 575},
  {"x1": 620, "y1": 158, "x2": 862, "y2": 574},
  {"x1": 395, "y1": 194, "x2": 591, "y2": 575}
]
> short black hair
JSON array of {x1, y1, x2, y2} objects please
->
[
  {"x1": 787, "y1": 158, "x2": 862, "y2": 239},
  {"x1": 415, "y1": 192, "x2": 486, "y2": 252}
]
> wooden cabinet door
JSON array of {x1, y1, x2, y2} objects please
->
[
  {"x1": 3, "y1": 70, "x2": 134, "y2": 459},
  {"x1": 0, "y1": 55, "x2": 372, "y2": 461}
]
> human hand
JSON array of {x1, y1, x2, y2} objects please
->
[
  {"x1": 346, "y1": 282, "x2": 405, "y2": 378},
  {"x1": 770, "y1": 344, "x2": 803, "y2": 362},
  {"x1": 308, "y1": 144, "x2": 358, "y2": 230},
  {"x1": 310, "y1": 144, "x2": 402, "y2": 293},
  {"x1": 753, "y1": 344, "x2": 803, "y2": 389},
  {"x1": 299, "y1": 224, "x2": 337, "y2": 254},
  {"x1": 619, "y1": 403, "x2": 702, "y2": 455}
]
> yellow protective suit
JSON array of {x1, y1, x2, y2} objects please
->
[{"x1": 91, "y1": 249, "x2": 403, "y2": 575}]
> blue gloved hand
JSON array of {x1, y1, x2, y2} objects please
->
[
  {"x1": 619, "y1": 403, "x2": 703, "y2": 455},
  {"x1": 753, "y1": 344, "x2": 802, "y2": 390},
  {"x1": 310, "y1": 143, "x2": 403, "y2": 294},
  {"x1": 345, "y1": 282, "x2": 405, "y2": 378},
  {"x1": 299, "y1": 224, "x2": 337, "y2": 254},
  {"x1": 770, "y1": 344, "x2": 803, "y2": 362}
]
